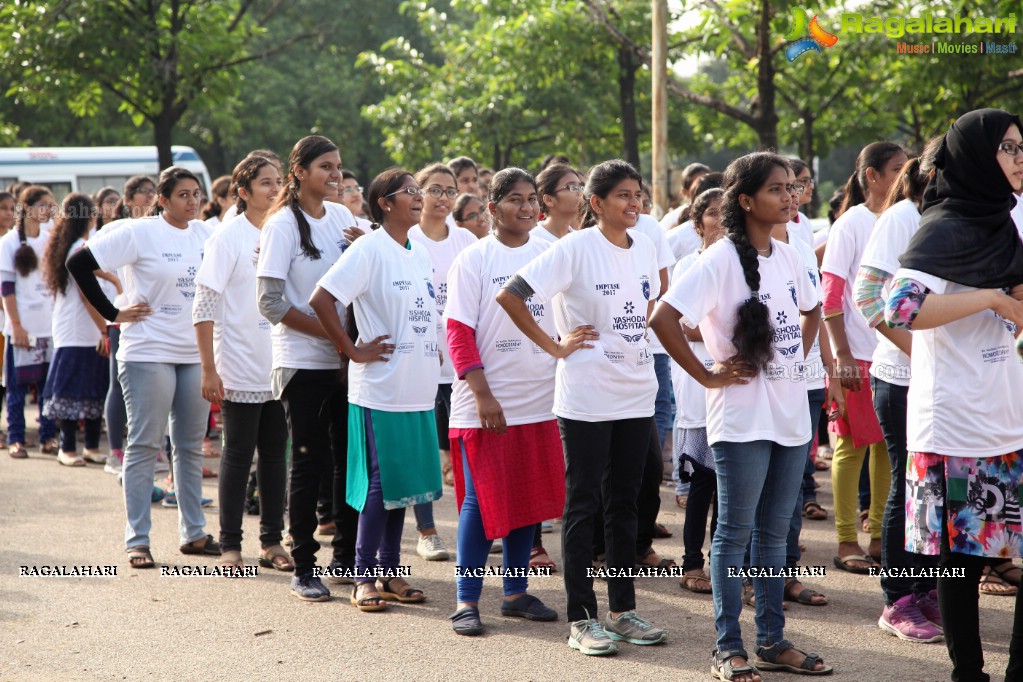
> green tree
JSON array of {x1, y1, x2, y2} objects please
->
[
  {"x1": 361, "y1": 0, "x2": 652, "y2": 172},
  {"x1": 0, "y1": 1, "x2": 314, "y2": 169}
]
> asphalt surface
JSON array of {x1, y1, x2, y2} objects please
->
[{"x1": 0, "y1": 407, "x2": 1016, "y2": 682}]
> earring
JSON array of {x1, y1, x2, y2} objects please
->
[
  {"x1": 744, "y1": 205, "x2": 751, "y2": 212},
  {"x1": 386, "y1": 207, "x2": 391, "y2": 212}
]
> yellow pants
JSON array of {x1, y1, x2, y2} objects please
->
[{"x1": 830, "y1": 434, "x2": 890, "y2": 544}]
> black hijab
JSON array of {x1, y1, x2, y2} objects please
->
[{"x1": 899, "y1": 108, "x2": 1023, "y2": 288}]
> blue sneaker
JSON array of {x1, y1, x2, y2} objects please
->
[
  {"x1": 291, "y1": 571, "x2": 331, "y2": 602},
  {"x1": 161, "y1": 492, "x2": 213, "y2": 508},
  {"x1": 151, "y1": 486, "x2": 166, "y2": 503}
]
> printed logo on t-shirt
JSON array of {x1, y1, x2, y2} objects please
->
[
  {"x1": 392, "y1": 279, "x2": 412, "y2": 291},
  {"x1": 981, "y1": 345, "x2": 1010, "y2": 364},
  {"x1": 162, "y1": 252, "x2": 182, "y2": 263},
  {"x1": 423, "y1": 341, "x2": 439, "y2": 357},
  {"x1": 788, "y1": 281, "x2": 797, "y2": 306},
  {"x1": 427, "y1": 281, "x2": 436, "y2": 300},
  {"x1": 496, "y1": 339, "x2": 522, "y2": 353},
  {"x1": 595, "y1": 282, "x2": 620, "y2": 296},
  {"x1": 177, "y1": 266, "x2": 197, "y2": 299},
  {"x1": 395, "y1": 342, "x2": 415, "y2": 354},
  {"x1": 613, "y1": 301, "x2": 646, "y2": 335},
  {"x1": 604, "y1": 350, "x2": 625, "y2": 364},
  {"x1": 525, "y1": 295, "x2": 545, "y2": 320},
  {"x1": 640, "y1": 275, "x2": 651, "y2": 300},
  {"x1": 412, "y1": 325, "x2": 429, "y2": 336},
  {"x1": 435, "y1": 282, "x2": 446, "y2": 308}
]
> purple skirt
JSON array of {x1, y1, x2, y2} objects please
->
[{"x1": 42, "y1": 346, "x2": 109, "y2": 420}]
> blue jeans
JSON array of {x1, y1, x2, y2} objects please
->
[
  {"x1": 653, "y1": 354, "x2": 672, "y2": 447},
  {"x1": 872, "y1": 377, "x2": 937, "y2": 604},
  {"x1": 105, "y1": 326, "x2": 128, "y2": 451},
  {"x1": 711, "y1": 439, "x2": 808, "y2": 652},
  {"x1": 786, "y1": 388, "x2": 825, "y2": 568},
  {"x1": 120, "y1": 361, "x2": 209, "y2": 549},
  {"x1": 454, "y1": 440, "x2": 532, "y2": 603},
  {"x1": 5, "y1": 340, "x2": 56, "y2": 445}
]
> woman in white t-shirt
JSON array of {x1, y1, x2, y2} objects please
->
[
  {"x1": 785, "y1": 158, "x2": 816, "y2": 248},
  {"x1": 884, "y1": 108, "x2": 1023, "y2": 682},
  {"x1": 443, "y1": 168, "x2": 564, "y2": 635},
  {"x1": 255, "y1": 135, "x2": 358, "y2": 602},
  {"x1": 533, "y1": 162, "x2": 583, "y2": 243},
  {"x1": 821, "y1": 141, "x2": 907, "y2": 575},
  {"x1": 452, "y1": 193, "x2": 490, "y2": 239},
  {"x1": 498, "y1": 159, "x2": 666, "y2": 657},
  {"x1": 40, "y1": 193, "x2": 109, "y2": 468},
  {"x1": 673, "y1": 188, "x2": 724, "y2": 596},
  {"x1": 201, "y1": 175, "x2": 231, "y2": 228},
  {"x1": 3, "y1": 186, "x2": 57, "y2": 459},
  {"x1": 406, "y1": 162, "x2": 472, "y2": 561},
  {"x1": 68, "y1": 166, "x2": 215, "y2": 568},
  {"x1": 309, "y1": 167, "x2": 441, "y2": 612},
  {"x1": 651, "y1": 152, "x2": 829, "y2": 679},
  {"x1": 853, "y1": 145, "x2": 951, "y2": 641},
  {"x1": 193, "y1": 155, "x2": 292, "y2": 574},
  {"x1": 0, "y1": 191, "x2": 14, "y2": 442}
]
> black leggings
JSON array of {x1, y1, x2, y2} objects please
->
[
  {"x1": 218, "y1": 400, "x2": 288, "y2": 553},
  {"x1": 59, "y1": 418, "x2": 101, "y2": 452},
  {"x1": 681, "y1": 465, "x2": 717, "y2": 572}
]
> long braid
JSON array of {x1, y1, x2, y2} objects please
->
[
  {"x1": 287, "y1": 177, "x2": 320, "y2": 260},
  {"x1": 721, "y1": 157, "x2": 777, "y2": 371}
]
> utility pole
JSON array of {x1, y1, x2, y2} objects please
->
[{"x1": 651, "y1": 0, "x2": 669, "y2": 220}]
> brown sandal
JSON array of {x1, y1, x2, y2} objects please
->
[
  {"x1": 258, "y1": 545, "x2": 294, "y2": 571},
  {"x1": 803, "y1": 500, "x2": 828, "y2": 520},
  {"x1": 680, "y1": 569, "x2": 713, "y2": 594},
  {"x1": 127, "y1": 546, "x2": 156, "y2": 569},
  {"x1": 377, "y1": 577, "x2": 425, "y2": 603},
  {"x1": 350, "y1": 583, "x2": 387, "y2": 612},
  {"x1": 858, "y1": 509, "x2": 871, "y2": 533},
  {"x1": 980, "y1": 566, "x2": 1018, "y2": 596}
]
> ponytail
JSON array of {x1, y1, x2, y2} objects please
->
[
  {"x1": 838, "y1": 141, "x2": 905, "y2": 217},
  {"x1": 268, "y1": 135, "x2": 340, "y2": 260},
  {"x1": 721, "y1": 153, "x2": 787, "y2": 371}
]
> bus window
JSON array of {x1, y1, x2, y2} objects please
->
[{"x1": 78, "y1": 176, "x2": 131, "y2": 196}]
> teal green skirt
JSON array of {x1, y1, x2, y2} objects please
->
[{"x1": 346, "y1": 404, "x2": 442, "y2": 511}]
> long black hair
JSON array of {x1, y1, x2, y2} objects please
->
[
  {"x1": 231, "y1": 156, "x2": 275, "y2": 215},
  {"x1": 269, "y1": 135, "x2": 340, "y2": 260},
  {"x1": 14, "y1": 185, "x2": 51, "y2": 277},
  {"x1": 366, "y1": 167, "x2": 415, "y2": 225},
  {"x1": 580, "y1": 159, "x2": 643, "y2": 228},
  {"x1": 201, "y1": 175, "x2": 231, "y2": 220},
  {"x1": 721, "y1": 152, "x2": 791, "y2": 371},
  {"x1": 153, "y1": 167, "x2": 201, "y2": 217},
  {"x1": 44, "y1": 193, "x2": 94, "y2": 296},
  {"x1": 535, "y1": 163, "x2": 579, "y2": 214}
]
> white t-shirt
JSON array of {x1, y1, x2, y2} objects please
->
[
  {"x1": 194, "y1": 214, "x2": 272, "y2": 393},
  {"x1": 662, "y1": 238, "x2": 816, "y2": 447},
  {"x1": 89, "y1": 215, "x2": 212, "y2": 364},
  {"x1": 896, "y1": 268, "x2": 1023, "y2": 458},
  {"x1": 204, "y1": 215, "x2": 221, "y2": 230},
  {"x1": 257, "y1": 202, "x2": 355, "y2": 370},
  {"x1": 666, "y1": 221, "x2": 701, "y2": 262},
  {"x1": 1013, "y1": 194, "x2": 1023, "y2": 240},
  {"x1": 52, "y1": 238, "x2": 103, "y2": 348},
  {"x1": 670, "y1": 253, "x2": 713, "y2": 429},
  {"x1": 317, "y1": 228, "x2": 439, "y2": 411},
  {"x1": 633, "y1": 215, "x2": 676, "y2": 355},
  {"x1": 445, "y1": 234, "x2": 556, "y2": 428},
  {"x1": 531, "y1": 222, "x2": 572, "y2": 244},
  {"x1": 517, "y1": 226, "x2": 660, "y2": 422},
  {"x1": 0, "y1": 229, "x2": 53, "y2": 338},
  {"x1": 220, "y1": 205, "x2": 238, "y2": 226},
  {"x1": 659, "y1": 205, "x2": 684, "y2": 230},
  {"x1": 820, "y1": 203, "x2": 879, "y2": 361},
  {"x1": 859, "y1": 199, "x2": 920, "y2": 387},
  {"x1": 787, "y1": 210, "x2": 814, "y2": 248},
  {"x1": 790, "y1": 234, "x2": 825, "y2": 390},
  {"x1": 408, "y1": 224, "x2": 478, "y2": 384}
]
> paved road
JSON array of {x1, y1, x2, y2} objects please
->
[{"x1": 0, "y1": 410, "x2": 1016, "y2": 681}]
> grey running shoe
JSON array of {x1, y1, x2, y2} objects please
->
[
  {"x1": 603, "y1": 611, "x2": 668, "y2": 645},
  {"x1": 567, "y1": 618, "x2": 619, "y2": 656}
]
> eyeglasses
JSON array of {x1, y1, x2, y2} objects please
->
[
  {"x1": 555, "y1": 183, "x2": 584, "y2": 193},
  {"x1": 385, "y1": 187, "x2": 427, "y2": 198},
  {"x1": 425, "y1": 186, "x2": 459, "y2": 199},
  {"x1": 792, "y1": 184, "x2": 807, "y2": 196},
  {"x1": 341, "y1": 186, "x2": 363, "y2": 195},
  {"x1": 999, "y1": 141, "x2": 1023, "y2": 157},
  {"x1": 462, "y1": 211, "x2": 488, "y2": 222},
  {"x1": 135, "y1": 188, "x2": 156, "y2": 196}
]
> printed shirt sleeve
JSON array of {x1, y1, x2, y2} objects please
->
[
  {"x1": 854, "y1": 265, "x2": 891, "y2": 329},
  {"x1": 884, "y1": 276, "x2": 929, "y2": 330},
  {"x1": 316, "y1": 240, "x2": 370, "y2": 308},
  {"x1": 192, "y1": 284, "x2": 223, "y2": 324},
  {"x1": 661, "y1": 250, "x2": 717, "y2": 329},
  {"x1": 87, "y1": 221, "x2": 139, "y2": 273}
]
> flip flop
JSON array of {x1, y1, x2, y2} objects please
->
[
  {"x1": 802, "y1": 500, "x2": 828, "y2": 520},
  {"x1": 833, "y1": 554, "x2": 876, "y2": 574},
  {"x1": 784, "y1": 578, "x2": 827, "y2": 605}
]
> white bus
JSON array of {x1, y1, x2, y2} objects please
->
[{"x1": 0, "y1": 146, "x2": 214, "y2": 201}]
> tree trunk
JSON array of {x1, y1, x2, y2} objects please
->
[
  {"x1": 492, "y1": 143, "x2": 502, "y2": 174},
  {"x1": 153, "y1": 113, "x2": 175, "y2": 171},
  {"x1": 801, "y1": 110, "x2": 814, "y2": 167},
  {"x1": 754, "y1": 0, "x2": 779, "y2": 150},
  {"x1": 618, "y1": 46, "x2": 640, "y2": 170}
]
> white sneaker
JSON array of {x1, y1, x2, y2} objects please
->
[
  {"x1": 154, "y1": 451, "x2": 170, "y2": 473},
  {"x1": 417, "y1": 533, "x2": 450, "y2": 561},
  {"x1": 83, "y1": 449, "x2": 107, "y2": 464},
  {"x1": 103, "y1": 451, "x2": 123, "y2": 475}
]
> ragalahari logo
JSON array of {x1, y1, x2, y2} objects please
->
[{"x1": 784, "y1": 8, "x2": 839, "y2": 62}]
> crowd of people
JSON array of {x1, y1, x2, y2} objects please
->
[{"x1": 6, "y1": 107, "x2": 1023, "y2": 681}]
